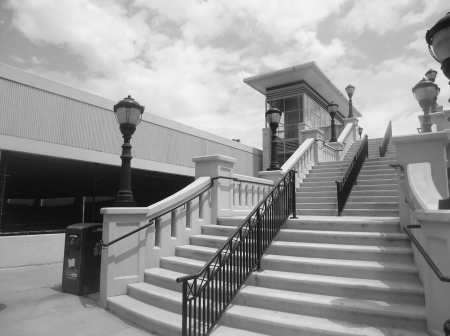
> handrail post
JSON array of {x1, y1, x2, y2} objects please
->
[
  {"x1": 291, "y1": 171, "x2": 297, "y2": 218},
  {"x1": 256, "y1": 208, "x2": 262, "y2": 271},
  {"x1": 182, "y1": 281, "x2": 188, "y2": 336}
]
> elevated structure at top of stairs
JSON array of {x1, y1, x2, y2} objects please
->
[{"x1": 244, "y1": 62, "x2": 362, "y2": 168}]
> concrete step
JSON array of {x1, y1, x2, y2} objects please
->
[
  {"x1": 202, "y1": 224, "x2": 239, "y2": 237},
  {"x1": 144, "y1": 267, "x2": 183, "y2": 292},
  {"x1": 277, "y1": 229, "x2": 409, "y2": 247},
  {"x1": 353, "y1": 174, "x2": 397, "y2": 180},
  {"x1": 297, "y1": 203, "x2": 336, "y2": 209},
  {"x1": 297, "y1": 196, "x2": 337, "y2": 203},
  {"x1": 356, "y1": 178, "x2": 398, "y2": 186},
  {"x1": 108, "y1": 295, "x2": 181, "y2": 336},
  {"x1": 297, "y1": 185, "x2": 336, "y2": 192},
  {"x1": 296, "y1": 190, "x2": 336, "y2": 197},
  {"x1": 343, "y1": 202, "x2": 398, "y2": 209},
  {"x1": 176, "y1": 244, "x2": 219, "y2": 262},
  {"x1": 190, "y1": 234, "x2": 229, "y2": 248},
  {"x1": 349, "y1": 189, "x2": 398, "y2": 196},
  {"x1": 351, "y1": 184, "x2": 398, "y2": 191},
  {"x1": 160, "y1": 256, "x2": 205, "y2": 274},
  {"x1": 109, "y1": 294, "x2": 267, "y2": 336},
  {"x1": 128, "y1": 282, "x2": 181, "y2": 314},
  {"x1": 218, "y1": 217, "x2": 246, "y2": 227},
  {"x1": 346, "y1": 196, "x2": 398, "y2": 202},
  {"x1": 262, "y1": 254, "x2": 419, "y2": 283},
  {"x1": 284, "y1": 216, "x2": 400, "y2": 232},
  {"x1": 234, "y1": 286, "x2": 426, "y2": 331},
  {"x1": 296, "y1": 209, "x2": 337, "y2": 216},
  {"x1": 358, "y1": 169, "x2": 397, "y2": 176},
  {"x1": 268, "y1": 241, "x2": 413, "y2": 263},
  {"x1": 303, "y1": 176, "x2": 341, "y2": 183},
  {"x1": 300, "y1": 181, "x2": 338, "y2": 187},
  {"x1": 220, "y1": 304, "x2": 429, "y2": 336},
  {"x1": 247, "y1": 270, "x2": 425, "y2": 306},
  {"x1": 341, "y1": 209, "x2": 400, "y2": 217}
]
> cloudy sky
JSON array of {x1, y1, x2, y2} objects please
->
[{"x1": 0, "y1": 0, "x2": 448, "y2": 148}]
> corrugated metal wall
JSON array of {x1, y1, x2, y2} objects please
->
[{"x1": 0, "y1": 78, "x2": 262, "y2": 176}]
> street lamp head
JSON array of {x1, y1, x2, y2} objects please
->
[
  {"x1": 113, "y1": 95, "x2": 145, "y2": 127},
  {"x1": 265, "y1": 106, "x2": 282, "y2": 125},
  {"x1": 426, "y1": 12, "x2": 450, "y2": 79},
  {"x1": 412, "y1": 78, "x2": 439, "y2": 103},
  {"x1": 425, "y1": 69, "x2": 438, "y2": 82},
  {"x1": 345, "y1": 84, "x2": 355, "y2": 98},
  {"x1": 327, "y1": 101, "x2": 338, "y2": 116}
]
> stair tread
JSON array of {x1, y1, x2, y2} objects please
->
[
  {"x1": 281, "y1": 228, "x2": 407, "y2": 238},
  {"x1": 224, "y1": 305, "x2": 429, "y2": 336},
  {"x1": 239, "y1": 285, "x2": 425, "y2": 318},
  {"x1": 211, "y1": 325, "x2": 270, "y2": 336},
  {"x1": 251, "y1": 269, "x2": 424, "y2": 293},
  {"x1": 271, "y1": 241, "x2": 412, "y2": 253},
  {"x1": 129, "y1": 282, "x2": 181, "y2": 302},
  {"x1": 108, "y1": 295, "x2": 182, "y2": 330},
  {"x1": 263, "y1": 254, "x2": 418, "y2": 272}
]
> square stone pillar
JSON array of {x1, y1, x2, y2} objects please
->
[
  {"x1": 193, "y1": 155, "x2": 236, "y2": 224},
  {"x1": 391, "y1": 132, "x2": 449, "y2": 227},
  {"x1": 300, "y1": 128, "x2": 324, "y2": 164},
  {"x1": 297, "y1": 123, "x2": 312, "y2": 144},
  {"x1": 343, "y1": 117, "x2": 359, "y2": 142}
]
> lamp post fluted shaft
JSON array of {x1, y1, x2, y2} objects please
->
[
  {"x1": 348, "y1": 95, "x2": 353, "y2": 118},
  {"x1": 268, "y1": 123, "x2": 279, "y2": 170},
  {"x1": 419, "y1": 101, "x2": 433, "y2": 133},
  {"x1": 330, "y1": 113, "x2": 337, "y2": 142},
  {"x1": 115, "y1": 124, "x2": 136, "y2": 206}
]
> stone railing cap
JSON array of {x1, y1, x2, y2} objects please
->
[{"x1": 192, "y1": 155, "x2": 236, "y2": 163}]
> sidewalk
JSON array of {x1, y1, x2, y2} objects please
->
[{"x1": 0, "y1": 263, "x2": 154, "y2": 336}]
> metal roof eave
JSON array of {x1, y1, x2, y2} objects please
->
[{"x1": 243, "y1": 62, "x2": 362, "y2": 118}]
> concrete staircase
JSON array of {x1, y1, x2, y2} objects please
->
[
  {"x1": 106, "y1": 137, "x2": 429, "y2": 336},
  {"x1": 297, "y1": 138, "x2": 399, "y2": 216}
]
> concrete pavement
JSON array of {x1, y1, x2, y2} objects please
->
[{"x1": 0, "y1": 262, "x2": 155, "y2": 336}]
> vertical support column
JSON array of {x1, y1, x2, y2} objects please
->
[
  {"x1": 0, "y1": 151, "x2": 7, "y2": 232},
  {"x1": 299, "y1": 128, "x2": 324, "y2": 164},
  {"x1": 262, "y1": 128, "x2": 271, "y2": 171},
  {"x1": 193, "y1": 155, "x2": 236, "y2": 224},
  {"x1": 343, "y1": 117, "x2": 359, "y2": 142}
]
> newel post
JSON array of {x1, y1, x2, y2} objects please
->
[{"x1": 193, "y1": 155, "x2": 236, "y2": 224}]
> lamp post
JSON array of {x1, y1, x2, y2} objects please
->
[
  {"x1": 345, "y1": 84, "x2": 355, "y2": 118},
  {"x1": 412, "y1": 79, "x2": 439, "y2": 133},
  {"x1": 425, "y1": 69, "x2": 438, "y2": 82},
  {"x1": 358, "y1": 126, "x2": 363, "y2": 139},
  {"x1": 113, "y1": 95, "x2": 145, "y2": 207},
  {"x1": 327, "y1": 101, "x2": 338, "y2": 142},
  {"x1": 266, "y1": 106, "x2": 282, "y2": 171},
  {"x1": 426, "y1": 12, "x2": 450, "y2": 103}
]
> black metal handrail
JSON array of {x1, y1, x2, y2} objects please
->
[
  {"x1": 379, "y1": 121, "x2": 392, "y2": 157},
  {"x1": 336, "y1": 135, "x2": 369, "y2": 216},
  {"x1": 176, "y1": 170, "x2": 296, "y2": 336},
  {"x1": 404, "y1": 225, "x2": 450, "y2": 282}
]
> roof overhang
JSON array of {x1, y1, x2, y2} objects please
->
[{"x1": 243, "y1": 62, "x2": 362, "y2": 118}]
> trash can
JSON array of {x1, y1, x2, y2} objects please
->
[{"x1": 62, "y1": 223, "x2": 103, "y2": 296}]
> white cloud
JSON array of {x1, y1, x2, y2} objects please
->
[
  {"x1": 5, "y1": 0, "x2": 449, "y2": 149},
  {"x1": 338, "y1": 0, "x2": 446, "y2": 35}
]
